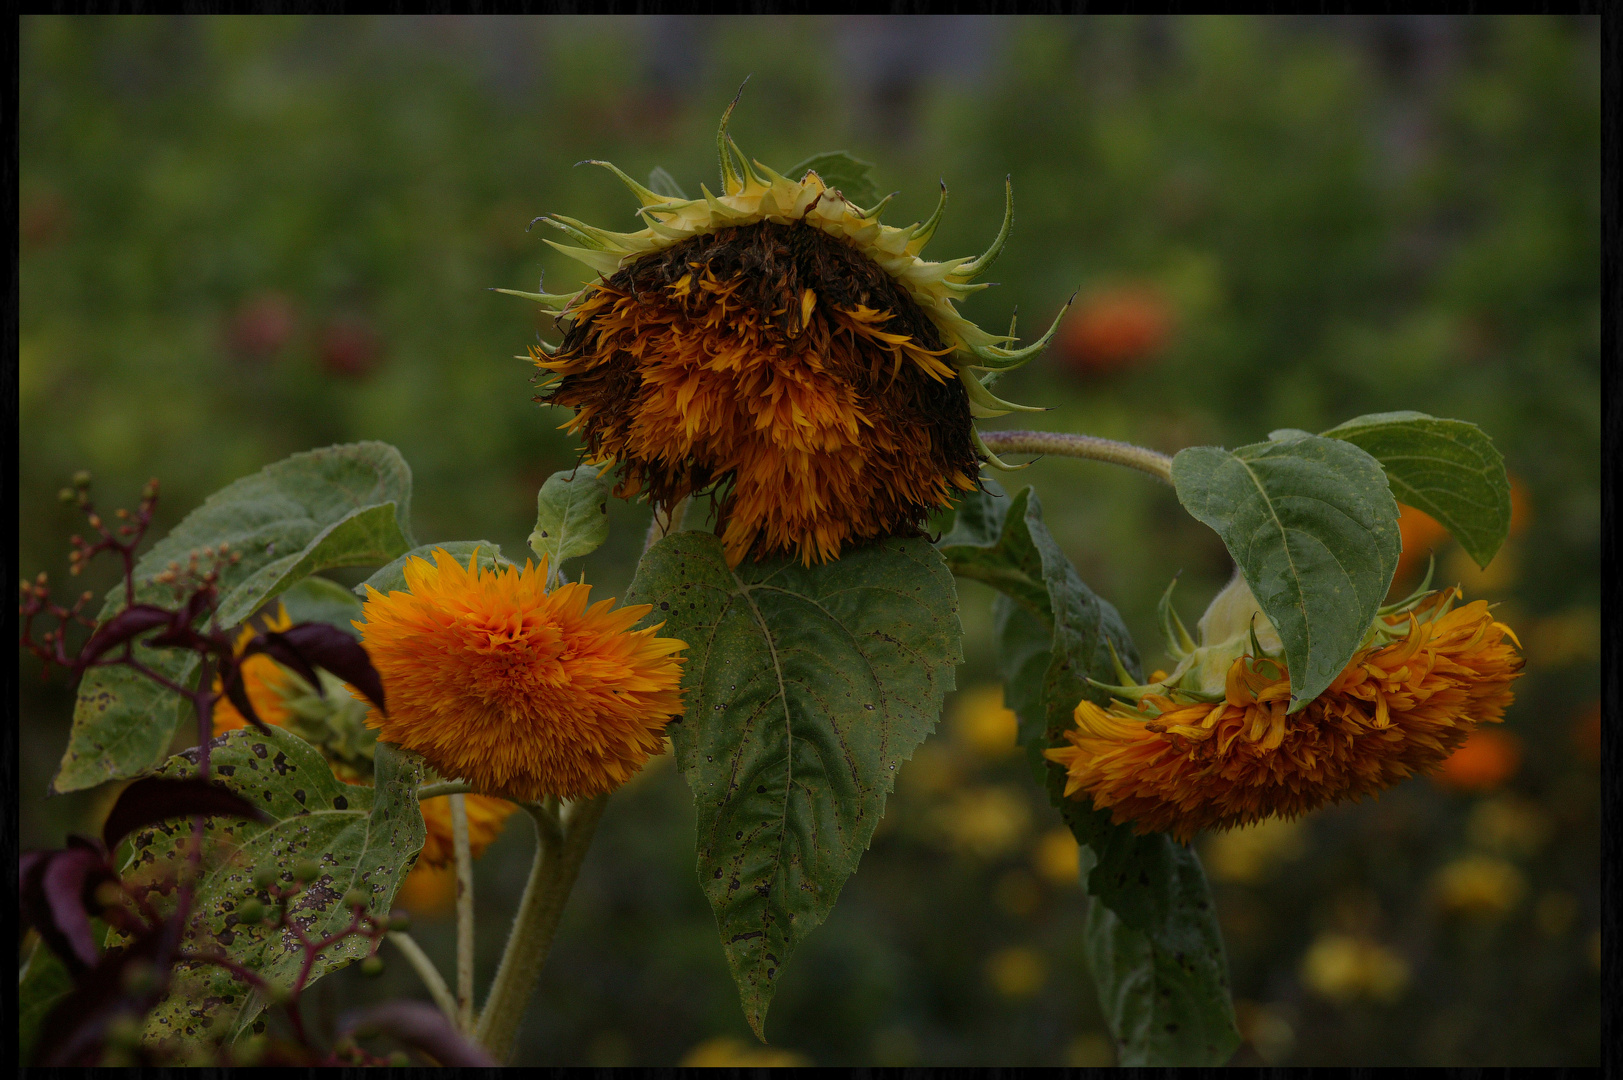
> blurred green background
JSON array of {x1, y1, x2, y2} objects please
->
[{"x1": 18, "y1": 15, "x2": 1600, "y2": 1066}]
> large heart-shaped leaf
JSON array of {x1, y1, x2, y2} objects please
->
[
  {"x1": 625, "y1": 533, "x2": 960, "y2": 1039},
  {"x1": 1171, "y1": 435, "x2": 1399, "y2": 712},
  {"x1": 54, "y1": 443, "x2": 415, "y2": 794},
  {"x1": 783, "y1": 151, "x2": 880, "y2": 207},
  {"x1": 115, "y1": 728, "x2": 425, "y2": 1044},
  {"x1": 1319, "y1": 410, "x2": 1511, "y2": 569},
  {"x1": 944, "y1": 485, "x2": 1239, "y2": 1066}
]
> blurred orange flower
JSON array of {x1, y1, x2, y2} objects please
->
[
  {"x1": 1057, "y1": 284, "x2": 1173, "y2": 376},
  {"x1": 1572, "y1": 700, "x2": 1601, "y2": 762},
  {"x1": 1432, "y1": 729, "x2": 1522, "y2": 792}
]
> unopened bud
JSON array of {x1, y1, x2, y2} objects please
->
[
  {"x1": 291, "y1": 859, "x2": 322, "y2": 882},
  {"x1": 360, "y1": 955, "x2": 385, "y2": 977},
  {"x1": 387, "y1": 911, "x2": 410, "y2": 932},
  {"x1": 341, "y1": 888, "x2": 368, "y2": 910},
  {"x1": 72, "y1": 470, "x2": 92, "y2": 489},
  {"x1": 121, "y1": 959, "x2": 159, "y2": 997},
  {"x1": 238, "y1": 898, "x2": 266, "y2": 925},
  {"x1": 58, "y1": 487, "x2": 77, "y2": 504},
  {"x1": 87, "y1": 515, "x2": 102, "y2": 530},
  {"x1": 94, "y1": 881, "x2": 125, "y2": 909},
  {"x1": 252, "y1": 867, "x2": 279, "y2": 890}
]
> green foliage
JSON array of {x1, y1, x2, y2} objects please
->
[
  {"x1": 1170, "y1": 436, "x2": 1399, "y2": 712},
  {"x1": 355, "y1": 540, "x2": 510, "y2": 598},
  {"x1": 115, "y1": 728, "x2": 425, "y2": 1043},
  {"x1": 275, "y1": 575, "x2": 365, "y2": 636},
  {"x1": 626, "y1": 532, "x2": 961, "y2": 1039},
  {"x1": 18, "y1": 940, "x2": 74, "y2": 1064},
  {"x1": 54, "y1": 443, "x2": 415, "y2": 794},
  {"x1": 942, "y1": 485, "x2": 1239, "y2": 1066},
  {"x1": 1320, "y1": 411, "x2": 1511, "y2": 569},
  {"x1": 528, "y1": 464, "x2": 613, "y2": 579},
  {"x1": 783, "y1": 151, "x2": 880, "y2": 207}
]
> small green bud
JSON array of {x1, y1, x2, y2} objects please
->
[
  {"x1": 121, "y1": 959, "x2": 160, "y2": 997},
  {"x1": 72, "y1": 470, "x2": 92, "y2": 489},
  {"x1": 291, "y1": 859, "x2": 322, "y2": 882},
  {"x1": 341, "y1": 888, "x2": 368, "y2": 910},
  {"x1": 58, "y1": 487, "x2": 77, "y2": 504},
  {"x1": 360, "y1": 955, "x2": 385, "y2": 977},
  {"x1": 252, "y1": 867, "x2": 279, "y2": 890},
  {"x1": 238, "y1": 898, "x2": 266, "y2": 925},
  {"x1": 387, "y1": 911, "x2": 411, "y2": 932}
]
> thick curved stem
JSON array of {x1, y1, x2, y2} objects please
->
[
  {"x1": 977, "y1": 429, "x2": 1174, "y2": 484},
  {"x1": 450, "y1": 793, "x2": 476, "y2": 1034},
  {"x1": 387, "y1": 931, "x2": 459, "y2": 1024},
  {"x1": 473, "y1": 794, "x2": 609, "y2": 1062},
  {"x1": 418, "y1": 780, "x2": 476, "y2": 801}
]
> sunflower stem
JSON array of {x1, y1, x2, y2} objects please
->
[
  {"x1": 418, "y1": 780, "x2": 476, "y2": 800},
  {"x1": 977, "y1": 430, "x2": 1174, "y2": 483},
  {"x1": 474, "y1": 793, "x2": 609, "y2": 1062},
  {"x1": 387, "y1": 931, "x2": 460, "y2": 1026},
  {"x1": 450, "y1": 793, "x2": 476, "y2": 1034}
]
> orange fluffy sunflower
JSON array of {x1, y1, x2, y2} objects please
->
[
  {"x1": 511, "y1": 94, "x2": 1066, "y2": 567},
  {"x1": 1046, "y1": 579, "x2": 1523, "y2": 843},
  {"x1": 354, "y1": 547, "x2": 686, "y2": 802}
]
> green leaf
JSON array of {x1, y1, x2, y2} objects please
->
[
  {"x1": 18, "y1": 939, "x2": 74, "y2": 1064},
  {"x1": 938, "y1": 483, "x2": 1051, "y2": 619},
  {"x1": 947, "y1": 486, "x2": 1240, "y2": 1066},
  {"x1": 528, "y1": 464, "x2": 613, "y2": 577},
  {"x1": 275, "y1": 575, "x2": 365, "y2": 638},
  {"x1": 1171, "y1": 436, "x2": 1399, "y2": 712},
  {"x1": 115, "y1": 728, "x2": 426, "y2": 1043},
  {"x1": 784, "y1": 151, "x2": 880, "y2": 208},
  {"x1": 54, "y1": 443, "x2": 415, "y2": 794},
  {"x1": 625, "y1": 533, "x2": 961, "y2": 1039},
  {"x1": 1320, "y1": 410, "x2": 1511, "y2": 569},
  {"x1": 1081, "y1": 846, "x2": 1237, "y2": 1066},
  {"x1": 647, "y1": 165, "x2": 688, "y2": 200},
  {"x1": 355, "y1": 540, "x2": 509, "y2": 599}
]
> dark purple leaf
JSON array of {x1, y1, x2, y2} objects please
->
[
  {"x1": 218, "y1": 660, "x2": 273, "y2": 734},
  {"x1": 78, "y1": 605, "x2": 173, "y2": 666},
  {"x1": 241, "y1": 634, "x2": 324, "y2": 699},
  {"x1": 20, "y1": 850, "x2": 85, "y2": 976},
  {"x1": 38, "y1": 845, "x2": 117, "y2": 972},
  {"x1": 336, "y1": 1001, "x2": 497, "y2": 1066},
  {"x1": 33, "y1": 916, "x2": 178, "y2": 1066},
  {"x1": 102, "y1": 777, "x2": 270, "y2": 851},
  {"x1": 273, "y1": 622, "x2": 387, "y2": 715}
]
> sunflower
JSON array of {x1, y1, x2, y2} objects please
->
[
  {"x1": 354, "y1": 547, "x2": 686, "y2": 802},
  {"x1": 514, "y1": 94, "x2": 1064, "y2": 566},
  {"x1": 1045, "y1": 577, "x2": 1523, "y2": 842}
]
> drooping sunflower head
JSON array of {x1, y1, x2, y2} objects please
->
[
  {"x1": 515, "y1": 93, "x2": 1065, "y2": 566},
  {"x1": 353, "y1": 547, "x2": 687, "y2": 803},
  {"x1": 1045, "y1": 575, "x2": 1524, "y2": 843}
]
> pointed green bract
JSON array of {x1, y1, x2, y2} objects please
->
[
  {"x1": 1319, "y1": 410, "x2": 1512, "y2": 570},
  {"x1": 53, "y1": 443, "x2": 416, "y2": 794},
  {"x1": 625, "y1": 533, "x2": 961, "y2": 1039},
  {"x1": 1171, "y1": 435, "x2": 1400, "y2": 713}
]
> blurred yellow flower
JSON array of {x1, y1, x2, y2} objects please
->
[
  {"x1": 1032, "y1": 827, "x2": 1081, "y2": 886},
  {"x1": 899, "y1": 739, "x2": 963, "y2": 798},
  {"x1": 934, "y1": 785, "x2": 1032, "y2": 859},
  {"x1": 1524, "y1": 606, "x2": 1600, "y2": 669},
  {"x1": 1204, "y1": 817, "x2": 1307, "y2": 884},
  {"x1": 986, "y1": 946, "x2": 1047, "y2": 999},
  {"x1": 393, "y1": 862, "x2": 456, "y2": 918},
  {"x1": 1300, "y1": 934, "x2": 1409, "y2": 1003},
  {"x1": 1234, "y1": 1000, "x2": 1296, "y2": 1064},
  {"x1": 1433, "y1": 855, "x2": 1526, "y2": 919},
  {"x1": 1467, "y1": 796, "x2": 1550, "y2": 857},
  {"x1": 679, "y1": 1037, "x2": 809, "y2": 1067},
  {"x1": 952, "y1": 684, "x2": 1019, "y2": 758},
  {"x1": 1065, "y1": 1033, "x2": 1115, "y2": 1067}
]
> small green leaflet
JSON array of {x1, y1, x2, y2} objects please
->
[
  {"x1": 1319, "y1": 410, "x2": 1511, "y2": 569},
  {"x1": 625, "y1": 533, "x2": 960, "y2": 1039},
  {"x1": 1171, "y1": 435, "x2": 1399, "y2": 713},
  {"x1": 54, "y1": 443, "x2": 415, "y2": 794},
  {"x1": 115, "y1": 728, "x2": 425, "y2": 1043},
  {"x1": 528, "y1": 464, "x2": 613, "y2": 580},
  {"x1": 784, "y1": 151, "x2": 880, "y2": 208}
]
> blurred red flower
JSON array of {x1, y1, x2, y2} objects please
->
[
  {"x1": 1432, "y1": 728, "x2": 1522, "y2": 792},
  {"x1": 1056, "y1": 285, "x2": 1173, "y2": 376}
]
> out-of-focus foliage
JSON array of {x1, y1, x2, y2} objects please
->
[{"x1": 20, "y1": 15, "x2": 1598, "y2": 1066}]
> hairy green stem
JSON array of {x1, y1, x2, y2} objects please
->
[
  {"x1": 978, "y1": 429, "x2": 1174, "y2": 483},
  {"x1": 473, "y1": 794, "x2": 609, "y2": 1062},
  {"x1": 387, "y1": 932, "x2": 459, "y2": 1024},
  {"x1": 450, "y1": 793, "x2": 476, "y2": 1034}
]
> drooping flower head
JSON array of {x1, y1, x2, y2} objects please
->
[
  {"x1": 354, "y1": 548, "x2": 686, "y2": 802},
  {"x1": 1045, "y1": 574, "x2": 1524, "y2": 842},
  {"x1": 516, "y1": 92, "x2": 1064, "y2": 566}
]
